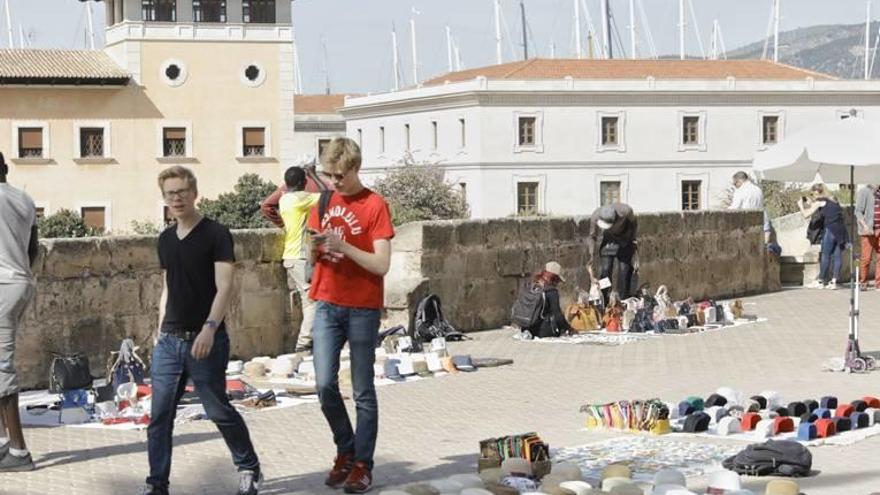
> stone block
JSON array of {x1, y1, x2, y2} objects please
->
[
  {"x1": 484, "y1": 218, "x2": 518, "y2": 249},
  {"x1": 496, "y1": 248, "x2": 528, "y2": 276},
  {"x1": 456, "y1": 220, "x2": 486, "y2": 247},
  {"x1": 421, "y1": 222, "x2": 456, "y2": 253},
  {"x1": 391, "y1": 222, "x2": 425, "y2": 253},
  {"x1": 549, "y1": 218, "x2": 576, "y2": 243},
  {"x1": 240, "y1": 290, "x2": 285, "y2": 328}
]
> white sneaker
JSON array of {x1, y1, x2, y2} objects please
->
[
  {"x1": 825, "y1": 280, "x2": 838, "y2": 290},
  {"x1": 807, "y1": 280, "x2": 825, "y2": 289}
]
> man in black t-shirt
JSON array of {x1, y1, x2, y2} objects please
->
[{"x1": 143, "y1": 166, "x2": 261, "y2": 495}]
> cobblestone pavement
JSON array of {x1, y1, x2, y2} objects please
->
[{"x1": 2, "y1": 288, "x2": 880, "y2": 495}]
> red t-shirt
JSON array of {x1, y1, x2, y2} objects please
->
[{"x1": 308, "y1": 188, "x2": 394, "y2": 309}]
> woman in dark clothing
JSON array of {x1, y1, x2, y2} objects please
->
[
  {"x1": 799, "y1": 183, "x2": 849, "y2": 289},
  {"x1": 525, "y1": 261, "x2": 572, "y2": 339}
]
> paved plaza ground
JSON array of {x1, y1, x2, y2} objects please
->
[{"x1": 2, "y1": 287, "x2": 879, "y2": 494}]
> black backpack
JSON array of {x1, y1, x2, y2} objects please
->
[
  {"x1": 511, "y1": 282, "x2": 546, "y2": 330},
  {"x1": 722, "y1": 440, "x2": 812, "y2": 477},
  {"x1": 412, "y1": 294, "x2": 465, "y2": 346}
]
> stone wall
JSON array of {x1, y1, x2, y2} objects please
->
[
  {"x1": 384, "y1": 210, "x2": 780, "y2": 331},
  {"x1": 16, "y1": 211, "x2": 779, "y2": 389},
  {"x1": 18, "y1": 230, "x2": 295, "y2": 390}
]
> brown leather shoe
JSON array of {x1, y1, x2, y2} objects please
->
[
  {"x1": 324, "y1": 452, "x2": 354, "y2": 488},
  {"x1": 343, "y1": 461, "x2": 372, "y2": 494}
]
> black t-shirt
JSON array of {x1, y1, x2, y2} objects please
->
[{"x1": 158, "y1": 217, "x2": 235, "y2": 330}]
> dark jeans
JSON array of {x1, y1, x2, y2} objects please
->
[
  {"x1": 313, "y1": 301, "x2": 380, "y2": 470},
  {"x1": 819, "y1": 228, "x2": 845, "y2": 282},
  {"x1": 599, "y1": 242, "x2": 636, "y2": 303},
  {"x1": 147, "y1": 329, "x2": 259, "y2": 489}
]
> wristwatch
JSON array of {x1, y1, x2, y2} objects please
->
[{"x1": 204, "y1": 319, "x2": 220, "y2": 330}]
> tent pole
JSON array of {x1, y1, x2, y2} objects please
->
[{"x1": 850, "y1": 164, "x2": 858, "y2": 343}]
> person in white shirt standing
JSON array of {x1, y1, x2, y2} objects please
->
[
  {"x1": 0, "y1": 151, "x2": 39, "y2": 472},
  {"x1": 729, "y1": 171, "x2": 771, "y2": 243}
]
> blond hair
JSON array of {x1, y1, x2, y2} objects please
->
[
  {"x1": 320, "y1": 137, "x2": 362, "y2": 173},
  {"x1": 810, "y1": 183, "x2": 828, "y2": 196},
  {"x1": 158, "y1": 165, "x2": 198, "y2": 193}
]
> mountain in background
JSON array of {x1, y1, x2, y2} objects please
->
[{"x1": 727, "y1": 21, "x2": 879, "y2": 79}]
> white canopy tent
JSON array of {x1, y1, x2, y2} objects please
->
[{"x1": 753, "y1": 113, "x2": 880, "y2": 372}]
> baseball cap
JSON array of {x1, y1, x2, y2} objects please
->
[
  {"x1": 452, "y1": 354, "x2": 476, "y2": 372},
  {"x1": 706, "y1": 470, "x2": 741, "y2": 493},
  {"x1": 545, "y1": 261, "x2": 566, "y2": 281},
  {"x1": 596, "y1": 204, "x2": 617, "y2": 230}
]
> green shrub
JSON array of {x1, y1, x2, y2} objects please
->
[
  {"x1": 371, "y1": 158, "x2": 469, "y2": 226},
  {"x1": 197, "y1": 173, "x2": 277, "y2": 229},
  {"x1": 37, "y1": 209, "x2": 102, "y2": 238}
]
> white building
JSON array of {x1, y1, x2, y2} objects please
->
[{"x1": 341, "y1": 59, "x2": 880, "y2": 219}]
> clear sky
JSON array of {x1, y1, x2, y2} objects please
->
[{"x1": 1, "y1": 0, "x2": 877, "y2": 93}]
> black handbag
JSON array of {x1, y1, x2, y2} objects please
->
[{"x1": 49, "y1": 353, "x2": 93, "y2": 393}]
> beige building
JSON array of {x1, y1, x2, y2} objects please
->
[{"x1": 0, "y1": 0, "x2": 334, "y2": 232}]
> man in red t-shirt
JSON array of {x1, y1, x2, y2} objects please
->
[{"x1": 307, "y1": 137, "x2": 393, "y2": 494}]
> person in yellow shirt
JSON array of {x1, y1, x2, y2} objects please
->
[{"x1": 279, "y1": 167, "x2": 320, "y2": 352}]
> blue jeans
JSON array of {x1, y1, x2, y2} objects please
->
[
  {"x1": 313, "y1": 301, "x2": 380, "y2": 469},
  {"x1": 819, "y1": 228, "x2": 845, "y2": 282},
  {"x1": 147, "y1": 329, "x2": 259, "y2": 489}
]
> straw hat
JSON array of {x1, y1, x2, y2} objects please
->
[
  {"x1": 601, "y1": 478, "x2": 635, "y2": 491},
  {"x1": 653, "y1": 484, "x2": 690, "y2": 495},
  {"x1": 558, "y1": 481, "x2": 594, "y2": 495},
  {"x1": 602, "y1": 464, "x2": 632, "y2": 480},
  {"x1": 552, "y1": 462, "x2": 584, "y2": 481},
  {"x1": 764, "y1": 479, "x2": 802, "y2": 495},
  {"x1": 706, "y1": 470, "x2": 741, "y2": 492},
  {"x1": 652, "y1": 468, "x2": 686, "y2": 488},
  {"x1": 609, "y1": 484, "x2": 643, "y2": 495}
]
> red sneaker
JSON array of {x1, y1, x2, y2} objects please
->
[
  {"x1": 324, "y1": 452, "x2": 354, "y2": 488},
  {"x1": 343, "y1": 461, "x2": 373, "y2": 494}
]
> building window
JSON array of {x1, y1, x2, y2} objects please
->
[
  {"x1": 357, "y1": 128, "x2": 363, "y2": 147},
  {"x1": 518, "y1": 117, "x2": 536, "y2": 146},
  {"x1": 35, "y1": 207, "x2": 45, "y2": 219},
  {"x1": 601, "y1": 117, "x2": 618, "y2": 146},
  {"x1": 682, "y1": 116, "x2": 699, "y2": 145},
  {"x1": 379, "y1": 126, "x2": 385, "y2": 153},
  {"x1": 79, "y1": 128, "x2": 104, "y2": 158},
  {"x1": 682, "y1": 180, "x2": 701, "y2": 211},
  {"x1": 404, "y1": 124, "x2": 411, "y2": 151},
  {"x1": 317, "y1": 138, "x2": 331, "y2": 158},
  {"x1": 459, "y1": 118, "x2": 466, "y2": 148},
  {"x1": 18, "y1": 128, "x2": 43, "y2": 158},
  {"x1": 762, "y1": 115, "x2": 779, "y2": 145},
  {"x1": 142, "y1": 0, "x2": 176, "y2": 22},
  {"x1": 459, "y1": 182, "x2": 467, "y2": 199},
  {"x1": 242, "y1": 127, "x2": 265, "y2": 156},
  {"x1": 193, "y1": 0, "x2": 226, "y2": 22},
  {"x1": 431, "y1": 121, "x2": 438, "y2": 150},
  {"x1": 517, "y1": 181, "x2": 539, "y2": 215},
  {"x1": 81, "y1": 207, "x2": 106, "y2": 232},
  {"x1": 163, "y1": 127, "x2": 187, "y2": 157},
  {"x1": 600, "y1": 181, "x2": 621, "y2": 207},
  {"x1": 242, "y1": 0, "x2": 275, "y2": 23}
]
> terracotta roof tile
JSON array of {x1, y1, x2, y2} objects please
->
[
  {"x1": 0, "y1": 49, "x2": 130, "y2": 84},
  {"x1": 422, "y1": 58, "x2": 835, "y2": 86},
  {"x1": 295, "y1": 94, "x2": 358, "y2": 114}
]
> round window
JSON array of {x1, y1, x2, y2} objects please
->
[
  {"x1": 240, "y1": 62, "x2": 266, "y2": 87},
  {"x1": 160, "y1": 59, "x2": 188, "y2": 87},
  {"x1": 245, "y1": 65, "x2": 260, "y2": 82},
  {"x1": 165, "y1": 64, "x2": 181, "y2": 81}
]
